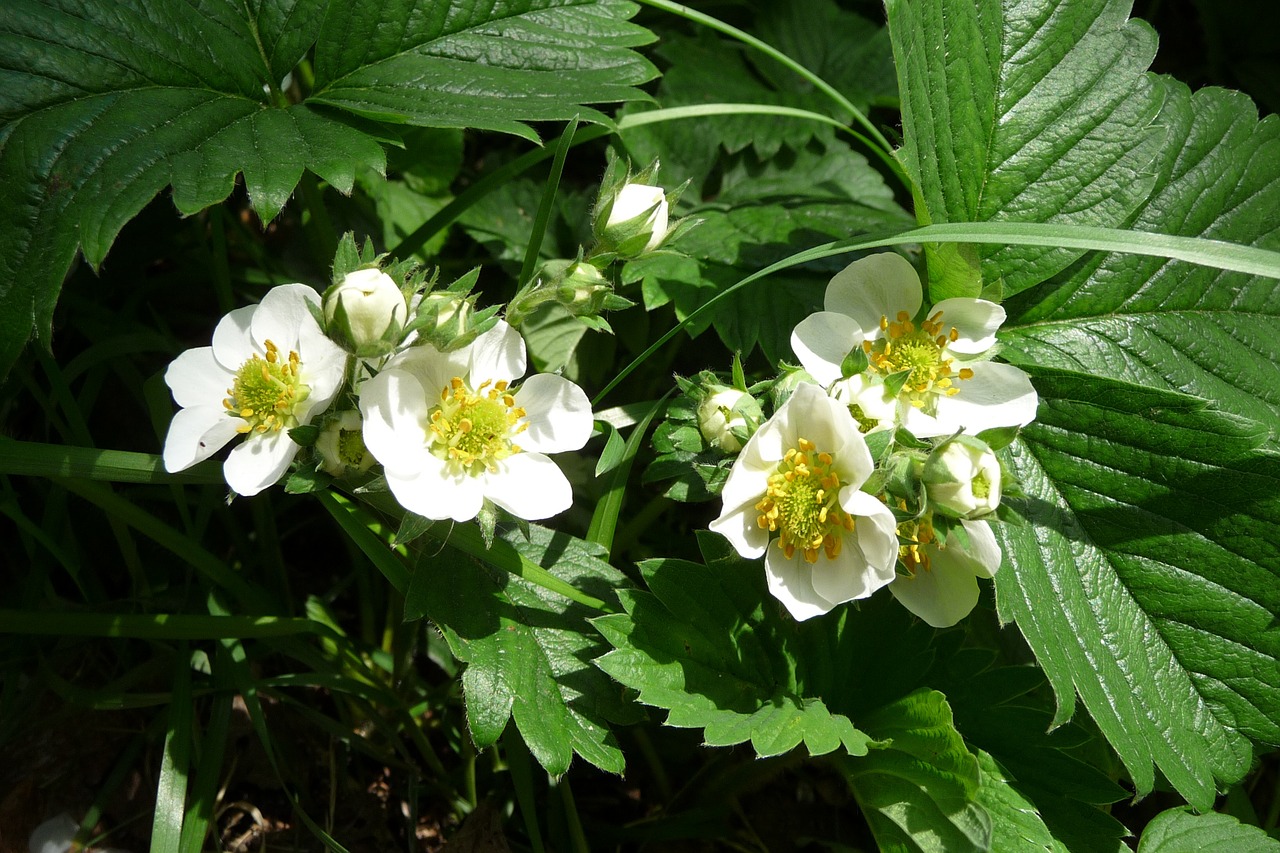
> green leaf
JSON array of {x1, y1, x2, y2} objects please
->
[
  {"x1": 310, "y1": 0, "x2": 655, "y2": 136},
  {"x1": 0, "y1": 0, "x2": 656, "y2": 378},
  {"x1": 887, "y1": 0, "x2": 1167, "y2": 297},
  {"x1": 999, "y1": 84, "x2": 1280, "y2": 435},
  {"x1": 1138, "y1": 807, "x2": 1280, "y2": 853},
  {"x1": 407, "y1": 524, "x2": 637, "y2": 776},
  {"x1": 994, "y1": 373, "x2": 1278, "y2": 809},
  {"x1": 841, "y1": 690, "x2": 990, "y2": 853},
  {"x1": 593, "y1": 539, "x2": 880, "y2": 759},
  {"x1": 972, "y1": 750, "x2": 1064, "y2": 853}
]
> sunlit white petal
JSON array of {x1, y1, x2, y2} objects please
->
[
  {"x1": 932, "y1": 297, "x2": 1004, "y2": 355},
  {"x1": 791, "y1": 312, "x2": 864, "y2": 385},
  {"x1": 516, "y1": 373, "x2": 593, "y2": 453},
  {"x1": 163, "y1": 406, "x2": 243, "y2": 472},
  {"x1": 824, "y1": 253, "x2": 922, "y2": 334},
  {"x1": 224, "y1": 430, "x2": 298, "y2": 496},
  {"x1": 932, "y1": 361, "x2": 1038, "y2": 434},
  {"x1": 764, "y1": 544, "x2": 838, "y2": 621},
  {"x1": 484, "y1": 453, "x2": 572, "y2": 519}
]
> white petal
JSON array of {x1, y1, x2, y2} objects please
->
[
  {"x1": 824, "y1": 254, "x2": 922, "y2": 333},
  {"x1": 515, "y1": 373, "x2": 593, "y2": 453},
  {"x1": 791, "y1": 312, "x2": 863, "y2": 385},
  {"x1": 809, "y1": 542, "x2": 878, "y2": 604},
  {"x1": 709, "y1": 500, "x2": 769, "y2": 559},
  {"x1": 934, "y1": 361, "x2": 1039, "y2": 434},
  {"x1": 932, "y1": 297, "x2": 1004, "y2": 355},
  {"x1": 252, "y1": 283, "x2": 322, "y2": 350},
  {"x1": 165, "y1": 346, "x2": 233, "y2": 409},
  {"x1": 387, "y1": 461, "x2": 485, "y2": 521},
  {"x1": 764, "y1": 542, "x2": 837, "y2": 621},
  {"x1": 841, "y1": 491, "x2": 900, "y2": 577},
  {"x1": 484, "y1": 453, "x2": 572, "y2": 520},
  {"x1": 358, "y1": 368, "x2": 435, "y2": 477},
  {"x1": 224, "y1": 430, "x2": 298, "y2": 496},
  {"x1": 163, "y1": 406, "x2": 242, "y2": 472},
  {"x1": 211, "y1": 304, "x2": 258, "y2": 370},
  {"x1": 467, "y1": 320, "x2": 525, "y2": 387},
  {"x1": 900, "y1": 403, "x2": 952, "y2": 439},
  {"x1": 889, "y1": 562, "x2": 981, "y2": 628},
  {"x1": 389, "y1": 344, "x2": 462, "y2": 400},
  {"x1": 950, "y1": 520, "x2": 1002, "y2": 579}
]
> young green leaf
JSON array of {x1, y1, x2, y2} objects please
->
[{"x1": 1137, "y1": 807, "x2": 1280, "y2": 853}]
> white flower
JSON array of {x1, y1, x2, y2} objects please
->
[
  {"x1": 323, "y1": 268, "x2": 408, "y2": 355},
  {"x1": 358, "y1": 320, "x2": 592, "y2": 522},
  {"x1": 889, "y1": 517, "x2": 1001, "y2": 628},
  {"x1": 791, "y1": 253, "x2": 1037, "y2": 438},
  {"x1": 163, "y1": 284, "x2": 347, "y2": 496},
  {"x1": 924, "y1": 435, "x2": 1002, "y2": 519},
  {"x1": 709, "y1": 383, "x2": 899, "y2": 621},
  {"x1": 602, "y1": 182, "x2": 669, "y2": 254}
]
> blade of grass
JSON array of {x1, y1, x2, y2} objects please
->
[
  {"x1": 634, "y1": 0, "x2": 906, "y2": 186},
  {"x1": 586, "y1": 393, "x2": 669, "y2": 554},
  {"x1": 178, "y1": 665, "x2": 233, "y2": 853},
  {"x1": 53, "y1": 477, "x2": 268, "y2": 609},
  {"x1": 211, "y1": 597, "x2": 354, "y2": 853},
  {"x1": 387, "y1": 104, "x2": 858, "y2": 260},
  {"x1": 519, "y1": 116, "x2": 580, "y2": 289},
  {"x1": 0, "y1": 610, "x2": 328, "y2": 639},
  {"x1": 151, "y1": 642, "x2": 192, "y2": 853},
  {"x1": 315, "y1": 490, "x2": 410, "y2": 591},
  {"x1": 0, "y1": 439, "x2": 222, "y2": 484},
  {"x1": 504, "y1": 728, "x2": 547, "y2": 853}
]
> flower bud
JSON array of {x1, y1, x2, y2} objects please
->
[
  {"x1": 316, "y1": 411, "x2": 375, "y2": 476},
  {"x1": 555, "y1": 262, "x2": 611, "y2": 313},
  {"x1": 697, "y1": 385, "x2": 761, "y2": 454},
  {"x1": 323, "y1": 268, "x2": 408, "y2": 356},
  {"x1": 923, "y1": 435, "x2": 1003, "y2": 519},
  {"x1": 598, "y1": 182, "x2": 669, "y2": 257}
]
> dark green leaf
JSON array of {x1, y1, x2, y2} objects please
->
[
  {"x1": 0, "y1": 0, "x2": 656, "y2": 377},
  {"x1": 840, "y1": 690, "x2": 989, "y2": 853},
  {"x1": 408, "y1": 524, "x2": 637, "y2": 775},
  {"x1": 995, "y1": 373, "x2": 1278, "y2": 809},
  {"x1": 887, "y1": 0, "x2": 1166, "y2": 297},
  {"x1": 1000, "y1": 84, "x2": 1280, "y2": 435}
]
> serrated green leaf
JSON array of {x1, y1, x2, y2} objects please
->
[
  {"x1": 594, "y1": 545, "x2": 900, "y2": 759},
  {"x1": 841, "y1": 690, "x2": 990, "y2": 853},
  {"x1": 888, "y1": 0, "x2": 1167, "y2": 297},
  {"x1": 0, "y1": 0, "x2": 657, "y2": 378},
  {"x1": 407, "y1": 524, "x2": 636, "y2": 776},
  {"x1": 1138, "y1": 807, "x2": 1280, "y2": 853},
  {"x1": 999, "y1": 84, "x2": 1280, "y2": 436},
  {"x1": 310, "y1": 0, "x2": 656, "y2": 138},
  {"x1": 994, "y1": 373, "x2": 1279, "y2": 809},
  {"x1": 972, "y1": 750, "x2": 1063, "y2": 853}
]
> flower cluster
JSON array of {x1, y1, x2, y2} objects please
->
[
  {"x1": 710, "y1": 254, "x2": 1038, "y2": 626},
  {"x1": 162, "y1": 250, "x2": 593, "y2": 526}
]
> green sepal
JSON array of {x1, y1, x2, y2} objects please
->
[
  {"x1": 883, "y1": 369, "x2": 914, "y2": 399},
  {"x1": 284, "y1": 469, "x2": 331, "y2": 494},
  {"x1": 841, "y1": 344, "x2": 870, "y2": 378},
  {"x1": 288, "y1": 425, "x2": 320, "y2": 447}
]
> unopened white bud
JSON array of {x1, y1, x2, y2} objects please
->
[
  {"x1": 601, "y1": 183, "x2": 669, "y2": 256},
  {"x1": 323, "y1": 269, "x2": 408, "y2": 355}
]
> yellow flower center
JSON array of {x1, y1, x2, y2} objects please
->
[
  {"x1": 754, "y1": 438, "x2": 856, "y2": 564},
  {"x1": 336, "y1": 427, "x2": 368, "y2": 468},
  {"x1": 897, "y1": 513, "x2": 939, "y2": 576},
  {"x1": 428, "y1": 377, "x2": 527, "y2": 474},
  {"x1": 224, "y1": 340, "x2": 310, "y2": 434},
  {"x1": 864, "y1": 311, "x2": 974, "y2": 407}
]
